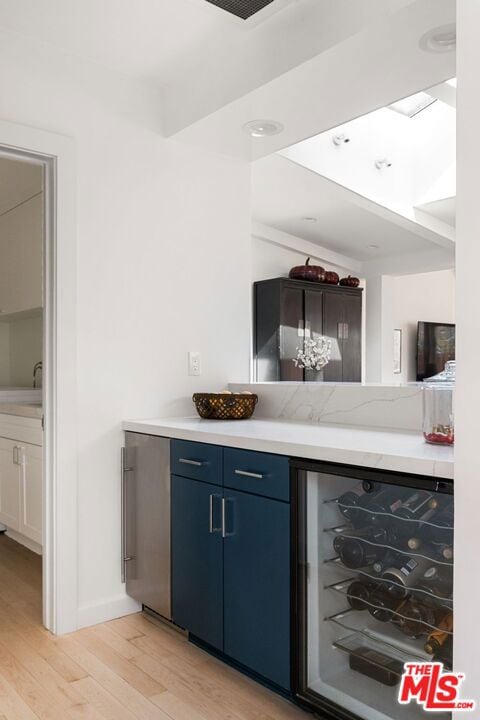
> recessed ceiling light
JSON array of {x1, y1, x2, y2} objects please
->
[
  {"x1": 420, "y1": 24, "x2": 456, "y2": 53},
  {"x1": 243, "y1": 120, "x2": 284, "y2": 138},
  {"x1": 302, "y1": 216, "x2": 317, "y2": 223},
  {"x1": 367, "y1": 244, "x2": 379, "y2": 250}
]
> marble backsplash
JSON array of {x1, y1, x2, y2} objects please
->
[{"x1": 228, "y1": 383, "x2": 423, "y2": 432}]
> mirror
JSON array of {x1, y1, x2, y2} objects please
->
[{"x1": 251, "y1": 42, "x2": 455, "y2": 385}]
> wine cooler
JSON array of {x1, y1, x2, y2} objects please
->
[{"x1": 292, "y1": 460, "x2": 453, "y2": 720}]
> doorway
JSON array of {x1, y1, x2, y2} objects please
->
[
  {"x1": 0, "y1": 149, "x2": 48, "y2": 628},
  {"x1": 0, "y1": 121, "x2": 78, "y2": 635}
]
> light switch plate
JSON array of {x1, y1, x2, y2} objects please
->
[{"x1": 188, "y1": 351, "x2": 201, "y2": 376}]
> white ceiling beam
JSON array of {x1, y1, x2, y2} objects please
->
[
  {"x1": 361, "y1": 246, "x2": 455, "y2": 277},
  {"x1": 428, "y1": 81, "x2": 456, "y2": 108},
  {"x1": 172, "y1": 0, "x2": 455, "y2": 160},
  {"x1": 252, "y1": 221, "x2": 362, "y2": 273}
]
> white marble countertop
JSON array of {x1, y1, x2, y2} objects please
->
[
  {"x1": 0, "y1": 402, "x2": 43, "y2": 419},
  {"x1": 122, "y1": 417, "x2": 454, "y2": 479}
]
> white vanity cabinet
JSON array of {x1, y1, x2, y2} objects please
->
[
  {"x1": 0, "y1": 437, "x2": 21, "y2": 530},
  {"x1": 0, "y1": 413, "x2": 43, "y2": 551}
]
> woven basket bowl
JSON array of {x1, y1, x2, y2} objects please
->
[{"x1": 192, "y1": 393, "x2": 258, "y2": 420}]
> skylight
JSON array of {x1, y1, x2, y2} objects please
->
[{"x1": 389, "y1": 91, "x2": 437, "y2": 118}]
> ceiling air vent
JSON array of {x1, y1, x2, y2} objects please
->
[{"x1": 204, "y1": 0, "x2": 275, "y2": 20}]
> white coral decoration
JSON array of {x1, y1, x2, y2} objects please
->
[{"x1": 293, "y1": 336, "x2": 332, "y2": 371}]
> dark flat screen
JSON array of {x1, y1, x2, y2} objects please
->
[{"x1": 416, "y1": 321, "x2": 455, "y2": 381}]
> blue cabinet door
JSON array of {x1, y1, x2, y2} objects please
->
[
  {"x1": 223, "y1": 489, "x2": 291, "y2": 690},
  {"x1": 171, "y1": 474, "x2": 223, "y2": 650}
]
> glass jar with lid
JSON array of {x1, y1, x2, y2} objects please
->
[{"x1": 423, "y1": 361, "x2": 455, "y2": 445}]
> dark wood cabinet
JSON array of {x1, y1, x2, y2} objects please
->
[{"x1": 254, "y1": 277, "x2": 363, "y2": 383}]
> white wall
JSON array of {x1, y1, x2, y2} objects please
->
[
  {"x1": 0, "y1": 30, "x2": 252, "y2": 626},
  {"x1": 0, "y1": 192, "x2": 43, "y2": 317},
  {"x1": 0, "y1": 324, "x2": 9, "y2": 385},
  {"x1": 8, "y1": 315, "x2": 43, "y2": 387},
  {"x1": 252, "y1": 235, "x2": 353, "y2": 282},
  {"x1": 455, "y1": 0, "x2": 480, "y2": 704},
  {"x1": 365, "y1": 269, "x2": 455, "y2": 384},
  {"x1": 390, "y1": 269, "x2": 455, "y2": 383}
]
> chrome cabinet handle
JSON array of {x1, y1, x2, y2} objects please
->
[
  {"x1": 221, "y1": 497, "x2": 235, "y2": 538},
  {"x1": 179, "y1": 458, "x2": 204, "y2": 467},
  {"x1": 209, "y1": 494, "x2": 222, "y2": 533},
  {"x1": 343, "y1": 323, "x2": 349, "y2": 340},
  {"x1": 12, "y1": 446, "x2": 23, "y2": 465},
  {"x1": 234, "y1": 469, "x2": 263, "y2": 480},
  {"x1": 121, "y1": 448, "x2": 134, "y2": 582},
  {"x1": 121, "y1": 448, "x2": 127, "y2": 583}
]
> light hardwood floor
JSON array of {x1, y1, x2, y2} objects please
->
[{"x1": 0, "y1": 535, "x2": 309, "y2": 720}]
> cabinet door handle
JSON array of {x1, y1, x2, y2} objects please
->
[
  {"x1": 179, "y1": 458, "x2": 204, "y2": 467},
  {"x1": 304, "y1": 320, "x2": 311, "y2": 339},
  {"x1": 209, "y1": 494, "x2": 222, "y2": 533},
  {"x1": 12, "y1": 446, "x2": 23, "y2": 465},
  {"x1": 121, "y1": 447, "x2": 129, "y2": 583},
  {"x1": 297, "y1": 319, "x2": 304, "y2": 338},
  {"x1": 221, "y1": 497, "x2": 235, "y2": 538},
  {"x1": 337, "y1": 322, "x2": 343, "y2": 340},
  {"x1": 343, "y1": 323, "x2": 349, "y2": 340},
  {"x1": 222, "y1": 498, "x2": 227, "y2": 538},
  {"x1": 234, "y1": 469, "x2": 263, "y2": 480}
]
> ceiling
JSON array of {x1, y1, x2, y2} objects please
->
[
  {"x1": 173, "y1": 0, "x2": 455, "y2": 158},
  {"x1": 0, "y1": 0, "x2": 420, "y2": 139},
  {"x1": 0, "y1": 156, "x2": 42, "y2": 217},
  {"x1": 417, "y1": 196, "x2": 456, "y2": 226},
  {"x1": 252, "y1": 153, "x2": 454, "y2": 271}
]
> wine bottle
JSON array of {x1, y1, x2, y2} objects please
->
[
  {"x1": 346, "y1": 579, "x2": 376, "y2": 611},
  {"x1": 367, "y1": 587, "x2": 404, "y2": 622},
  {"x1": 381, "y1": 555, "x2": 431, "y2": 599},
  {"x1": 394, "y1": 490, "x2": 436, "y2": 521},
  {"x1": 337, "y1": 482, "x2": 376, "y2": 522},
  {"x1": 393, "y1": 492, "x2": 439, "y2": 541},
  {"x1": 424, "y1": 612, "x2": 453, "y2": 655},
  {"x1": 420, "y1": 500, "x2": 454, "y2": 544},
  {"x1": 333, "y1": 526, "x2": 393, "y2": 569},
  {"x1": 351, "y1": 486, "x2": 410, "y2": 526},
  {"x1": 418, "y1": 565, "x2": 453, "y2": 605},
  {"x1": 396, "y1": 597, "x2": 438, "y2": 639},
  {"x1": 406, "y1": 538, "x2": 454, "y2": 561}
]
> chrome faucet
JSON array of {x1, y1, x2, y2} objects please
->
[{"x1": 33, "y1": 361, "x2": 43, "y2": 388}]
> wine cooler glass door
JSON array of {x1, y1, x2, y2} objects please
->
[{"x1": 294, "y1": 463, "x2": 453, "y2": 720}]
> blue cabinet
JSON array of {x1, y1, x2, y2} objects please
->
[
  {"x1": 171, "y1": 441, "x2": 291, "y2": 691},
  {"x1": 223, "y1": 489, "x2": 290, "y2": 690},
  {"x1": 171, "y1": 474, "x2": 223, "y2": 650},
  {"x1": 171, "y1": 439, "x2": 223, "y2": 486}
]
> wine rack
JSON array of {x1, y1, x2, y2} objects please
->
[
  {"x1": 294, "y1": 465, "x2": 454, "y2": 720},
  {"x1": 324, "y1": 485, "x2": 454, "y2": 680}
]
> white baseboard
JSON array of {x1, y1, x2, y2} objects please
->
[
  {"x1": 77, "y1": 594, "x2": 141, "y2": 630},
  {"x1": 5, "y1": 529, "x2": 42, "y2": 555}
]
